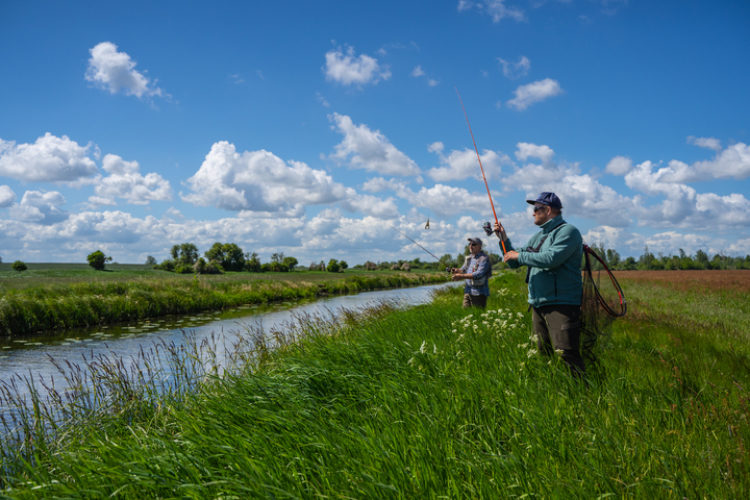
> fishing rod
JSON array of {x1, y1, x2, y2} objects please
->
[
  {"x1": 395, "y1": 228, "x2": 442, "y2": 262},
  {"x1": 455, "y1": 87, "x2": 507, "y2": 254}
]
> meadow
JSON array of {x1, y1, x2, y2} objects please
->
[
  {"x1": 0, "y1": 264, "x2": 446, "y2": 338},
  {"x1": 1, "y1": 269, "x2": 747, "y2": 497}
]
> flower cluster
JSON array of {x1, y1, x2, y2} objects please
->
[{"x1": 449, "y1": 308, "x2": 525, "y2": 337}]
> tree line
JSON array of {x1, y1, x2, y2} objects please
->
[{"x1": 585, "y1": 245, "x2": 750, "y2": 271}]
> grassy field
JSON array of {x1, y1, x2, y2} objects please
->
[
  {"x1": 1, "y1": 270, "x2": 748, "y2": 497},
  {"x1": 0, "y1": 264, "x2": 447, "y2": 338}
]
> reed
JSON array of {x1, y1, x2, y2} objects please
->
[
  {"x1": 0, "y1": 271, "x2": 747, "y2": 497},
  {"x1": 0, "y1": 272, "x2": 446, "y2": 339}
]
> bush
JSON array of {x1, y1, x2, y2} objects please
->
[
  {"x1": 12, "y1": 260, "x2": 27, "y2": 272},
  {"x1": 87, "y1": 250, "x2": 112, "y2": 271}
]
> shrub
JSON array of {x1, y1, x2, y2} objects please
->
[
  {"x1": 87, "y1": 250, "x2": 112, "y2": 271},
  {"x1": 12, "y1": 260, "x2": 27, "y2": 272}
]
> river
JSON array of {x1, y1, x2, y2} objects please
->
[{"x1": 0, "y1": 282, "x2": 457, "y2": 441}]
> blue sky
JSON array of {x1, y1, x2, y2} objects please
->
[{"x1": 1, "y1": 0, "x2": 749, "y2": 265}]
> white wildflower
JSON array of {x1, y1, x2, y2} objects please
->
[{"x1": 419, "y1": 340, "x2": 427, "y2": 354}]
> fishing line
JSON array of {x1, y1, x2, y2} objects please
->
[{"x1": 395, "y1": 228, "x2": 441, "y2": 262}]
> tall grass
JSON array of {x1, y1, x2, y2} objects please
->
[
  {"x1": 1, "y1": 271, "x2": 748, "y2": 497},
  {"x1": 0, "y1": 272, "x2": 446, "y2": 338}
]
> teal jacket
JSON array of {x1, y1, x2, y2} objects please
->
[{"x1": 504, "y1": 215, "x2": 583, "y2": 307}]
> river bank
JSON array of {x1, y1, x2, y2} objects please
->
[
  {"x1": 2, "y1": 271, "x2": 748, "y2": 497},
  {"x1": 0, "y1": 269, "x2": 447, "y2": 338}
]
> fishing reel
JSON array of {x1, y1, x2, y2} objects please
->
[{"x1": 482, "y1": 221, "x2": 493, "y2": 236}]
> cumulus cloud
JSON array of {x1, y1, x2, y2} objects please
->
[
  {"x1": 427, "y1": 146, "x2": 505, "y2": 182},
  {"x1": 687, "y1": 136, "x2": 721, "y2": 151},
  {"x1": 410, "y1": 184, "x2": 490, "y2": 217},
  {"x1": 692, "y1": 142, "x2": 750, "y2": 180},
  {"x1": 9, "y1": 190, "x2": 68, "y2": 224},
  {"x1": 506, "y1": 78, "x2": 563, "y2": 110},
  {"x1": 497, "y1": 55, "x2": 530, "y2": 79},
  {"x1": 324, "y1": 46, "x2": 391, "y2": 86},
  {"x1": 458, "y1": 0, "x2": 525, "y2": 22},
  {"x1": 605, "y1": 155, "x2": 632, "y2": 175},
  {"x1": 361, "y1": 177, "x2": 410, "y2": 195},
  {"x1": 0, "y1": 185, "x2": 16, "y2": 207},
  {"x1": 182, "y1": 141, "x2": 353, "y2": 213},
  {"x1": 329, "y1": 113, "x2": 421, "y2": 176},
  {"x1": 89, "y1": 154, "x2": 172, "y2": 206},
  {"x1": 85, "y1": 42, "x2": 164, "y2": 99},
  {"x1": 515, "y1": 142, "x2": 555, "y2": 163},
  {"x1": 582, "y1": 226, "x2": 623, "y2": 249},
  {"x1": 0, "y1": 133, "x2": 98, "y2": 183}
]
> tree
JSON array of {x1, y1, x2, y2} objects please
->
[
  {"x1": 282, "y1": 256, "x2": 298, "y2": 271},
  {"x1": 12, "y1": 260, "x2": 27, "y2": 272},
  {"x1": 326, "y1": 259, "x2": 341, "y2": 272},
  {"x1": 244, "y1": 252, "x2": 262, "y2": 272},
  {"x1": 145, "y1": 255, "x2": 157, "y2": 266},
  {"x1": 205, "y1": 242, "x2": 245, "y2": 271},
  {"x1": 87, "y1": 250, "x2": 112, "y2": 271},
  {"x1": 170, "y1": 243, "x2": 199, "y2": 266}
]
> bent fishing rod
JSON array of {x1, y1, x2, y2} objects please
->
[
  {"x1": 455, "y1": 87, "x2": 507, "y2": 254},
  {"x1": 395, "y1": 228, "x2": 442, "y2": 262}
]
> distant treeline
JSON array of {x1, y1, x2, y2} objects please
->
[
  {"x1": 586, "y1": 245, "x2": 750, "y2": 271},
  {"x1": 153, "y1": 242, "x2": 306, "y2": 274}
]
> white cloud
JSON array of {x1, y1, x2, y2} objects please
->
[
  {"x1": 182, "y1": 141, "x2": 353, "y2": 213},
  {"x1": 341, "y1": 194, "x2": 400, "y2": 218},
  {"x1": 85, "y1": 42, "x2": 164, "y2": 99},
  {"x1": 411, "y1": 66, "x2": 425, "y2": 77},
  {"x1": 324, "y1": 46, "x2": 391, "y2": 86},
  {"x1": 9, "y1": 190, "x2": 68, "y2": 224},
  {"x1": 0, "y1": 133, "x2": 98, "y2": 182},
  {"x1": 692, "y1": 142, "x2": 750, "y2": 180},
  {"x1": 329, "y1": 113, "x2": 421, "y2": 176},
  {"x1": 0, "y1": 185, "x2": 16, "y2": 207},
  {"x1": 506, "y1": 78, "x2": 563, "y2": 110},
  {"x1": 458, "y1": 0, "x2": 525, "y2": 23},
  {"x1": 361, "y1": 177, "x2": 410, "y2": 195},
  {"x1": 515, "y1": 142, "x2": 554, "y2": 163},
  {"x1": 497, "y1": 55, "x2": 530, "y2": 79},
  {"x1": 427, "y1": 147, "x2": 505, "y2": 182},
  {"x1": 411, "y1": 184, "x2": 490, "y2": 217},
  {"x1": 89, "y1": 154, "x2": 172, "y2": 206},
  {"x1": 582, "y1": 226, "x2": 623, "y2": 249},
  {"x1": 687, "y1": 136, "x2": 721, "y2": 151},
  {"x1": 605, "y1": 155, "x2": 632, "y2": 175}
]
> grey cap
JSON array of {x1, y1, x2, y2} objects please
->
[{"x1": 467, "y1": 237, "x2": 483, "y2": 246}]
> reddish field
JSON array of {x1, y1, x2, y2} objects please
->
[{"x1": 613, "y1": 270, "x2": 750, "y2": 293}]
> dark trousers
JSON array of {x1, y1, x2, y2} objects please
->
[
  {"x1": 532, "y1": 304, "x2": 585, "y2": 375},
  {"x1": 463, "y1": 293, "x2": 487, "y2": 308}
]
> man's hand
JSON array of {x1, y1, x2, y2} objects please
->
[
  {"x1": 493, "y1": 222, "x2": 507, "y2": 241},
  {"x1": 503, "y1": 250, "x2": 519, "y2": 262}
]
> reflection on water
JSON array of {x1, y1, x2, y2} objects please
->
[{"x1": 0, "y1": 283, "x2": 457, "y2": 401}]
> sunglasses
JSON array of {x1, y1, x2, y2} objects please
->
[{"x1": 533, "y1": 205, "x2": 548, "y2": 213}]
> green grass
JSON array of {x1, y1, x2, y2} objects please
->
[
  {"x1": 0, "y1": 266, "x2": 447, "y2": 338},
  {"x1": 1, "y1": 271, "x2": 748, "y2": 498}
]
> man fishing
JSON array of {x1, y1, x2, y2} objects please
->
[
  {"x1": 493, "y1": 192, "x2": 585, "y2": 375},
  {"x1": 451, "y1": 237, "x2": 491, "y2": 308}
]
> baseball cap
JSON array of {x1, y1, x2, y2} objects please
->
[
  {"x1": 526, "y1": 192, "x2": 562, "y2": 209},
  {"x1": 467, "y1": 237, "x2": 483, "y2": 246}
]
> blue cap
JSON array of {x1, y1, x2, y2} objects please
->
[{"x1": 526, "y1": 192, "x2": 562, "y2": 209}]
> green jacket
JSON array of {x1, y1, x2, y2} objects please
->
[{"x1": 504, "y1": 215, "x2": 583, "y2": 307}]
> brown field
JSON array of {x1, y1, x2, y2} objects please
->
[{"x1": 613, "y1": 269, "x2": 750, "y2": 293}]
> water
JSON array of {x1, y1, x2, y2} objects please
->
[{"x1": 0, "y1": 282, "x2": 457, "y2": 425}]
